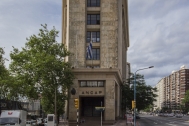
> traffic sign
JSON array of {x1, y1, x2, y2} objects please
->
[{"x1": 95, "y1": 107, "x2": 105, "y2": 111}]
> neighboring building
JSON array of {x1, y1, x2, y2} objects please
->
[
  {"x1": 126, "y1": 62, "x2": 131, "y2": 81},
  {"x1": 154, "y1": 65, "x2": 189, "y2": 110},
  {"x1": 154, "y1": 78, "x2": 164, "y2": 110},
  {"x1": 62, "y1": 0, "x2": 129, "y2": 122},
  {"x1": 0, "y1": 99, "x2": 42, "y2": 118}
]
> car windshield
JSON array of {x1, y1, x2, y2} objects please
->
[{"x1": 0, "y1": 118, "x2": 19, "y2": 125}]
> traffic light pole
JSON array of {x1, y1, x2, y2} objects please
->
[
  {"x1": 133, "y1": 66, "x2": 154, "y2": 126},
  {"x1": 77, "y1": 109, "x2": 79, "y2": 126},
  {"x1": 74, "y1": 99, "x2": 79, "y2": 126}
]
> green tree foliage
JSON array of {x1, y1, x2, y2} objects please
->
[
  {"x1": 183, "y1": 90, "x2": 189, "y2": 103},
  {"x1": 122, "y1": 73, "x2": 157, "y2": 112},
  {"x1": 182, "y1": 90, "x2": 189, "y2": 113},
  {"x1": 0, "y1": 47, "x2": 15, "y2": 100},
  {"x1": 9, "y1": 24, "x2": 74, "y2": 117}
]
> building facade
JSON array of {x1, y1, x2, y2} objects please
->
[
  {"x1": 154, "y1": 78, "x2": 164, "y2": 110},
  {"x1": 62, "y1": 0, "x2": 129, "y2": 122},
  {"x1": 154, "y1": 65, "x2": 189, "y2": 111}
]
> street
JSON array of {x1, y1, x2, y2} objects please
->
[
  {"x1": 137, "y1": 114, "x2": 189, "y2": 126},
  {"x1": 58, "y1": 114, "x2": 189, "y2": 126}
]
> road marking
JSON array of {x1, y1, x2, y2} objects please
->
[
  {"x1": 154, "y1": 122, "x2": 157, "y2": 124},
  {"x1": 167, "y1": 123, "x2": 177, "y2": 126},
  {"x1": 169, "y1": 121, "x2": 175, "y2": 123}
]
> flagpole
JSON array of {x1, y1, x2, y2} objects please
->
[{"x1": 91, "y1": 32, "x2": 93, "y2": 68}]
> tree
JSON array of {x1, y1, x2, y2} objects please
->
[
  {"x1": 122, "y1": 73, "x2": 157, "y2": 112},
  {"x1": 9, "y1": 24, "x2": 74, "y2": 120},
  {"x1": 182, "y1": 90, "x2": 189, "y2": 113},
  {"x1": 183, "y1": 90, "x2": 189, "y2": 103},
  {"x1": 0, "y1": 47, "x2": 15, "y2": 100}
]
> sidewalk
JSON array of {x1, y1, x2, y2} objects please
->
[{"x1": 58, "y1": 118, "x2": 139, "y2": 126}]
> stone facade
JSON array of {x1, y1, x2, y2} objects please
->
[{"x1": 62, "y1": 0, "x2": 129, "y2": 122}]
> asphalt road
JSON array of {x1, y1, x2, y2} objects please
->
[{"x1": 137, "y1": 114, "x2": 189, "y2": 126}]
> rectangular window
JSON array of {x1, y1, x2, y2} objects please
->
[
  {"x1": 87, "y1": 31, "x2": 100, "y2": 42},
  {"x1": 92, "y1": 48, "x2": 100, "y2": 60},
  {"x1": 80, "y1": 81, "x2": 104, "y2": 87},
  {"x1": 87, "y1": 0, "x2": 100, "y2": 7},
  {"x1": 81, "y1": 81, "x2": 87, "y2": 87},
  {"x1": 98, "y1": 81, "x2": 104, "y2": 87},
  {"x1": 87, "y1": 14, "x2": 100, "y2": 25}
]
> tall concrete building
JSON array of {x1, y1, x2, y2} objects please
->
[
  {"x1": 154, "y1": 65, "x2": 189, "y2": 111},
  {"x1": 62, "y1": 0, "x2": 129, "y2": 122},
  {"x1": 154, "y1": 78, "x2": 164, "y2": 110}
]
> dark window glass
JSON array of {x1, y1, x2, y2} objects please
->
[
  {"x1": 87, "y1": 14, "x2": 100, "y2": 25},
  {"x1": 86, "y1": 65, "x2": 100, "y2": 68},
  {"x1": 80, "y1": 81, "x2": 104, "y2": 87},
  {"x1": 92, "y1": 48, "x2": 100, "y2": 60},
  {"x1": 87, "y1": 31, "x2": 100, "y2": 42},
  {"x1": 87, "y1": 0, "x2": 100, "y2": 7}
]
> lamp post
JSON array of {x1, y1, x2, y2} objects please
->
[
  {"x1": 55, "y1": 76, "x2": 59, "y2": 126},
  {"x1": 133, "y1": 66, "x2": 154, "y2": 126}
]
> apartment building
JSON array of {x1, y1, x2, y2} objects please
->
[
  {"x1": 154, "y1": 78, "x2": 164, "y2": 110},
  {"x1": 62, "y1": 0, "x2": 129, "y2": 122},
  {"x1": 154, "y1": 65, "x2": 189, "y2": 110}
]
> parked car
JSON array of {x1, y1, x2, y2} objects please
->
[
  {"x1": 37, "y1": 118, "x2": 43, "y2": 126},
  {"x1": 31, "y1": 120, "x2": 37, "y2": 126},
  {"x1": 168, "y1": 113, "x2": 174, "y2": 117},
  {"x1": 135, "y1": 114, "x2": 140, "y2": 119},
  {"x1": 175, "y1": 114, "x2": 183, "y2": 118},
  {"x1": 26, "y1": 121, "x2": 32, "y2": 126}
]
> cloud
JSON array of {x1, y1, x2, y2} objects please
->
[
  {"x1": 128, "y1": 0, "x2": 189, "y2": 86},
  {"x1": 0, "y1": 0, "x2": 62, "y2": 67}
]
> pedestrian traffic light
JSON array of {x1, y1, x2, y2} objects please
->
[
  {"x1": 74, "y1": 99, "x2": 79, "y2": 109},
  {"x1": 132, "y1": 100, "x2": 136, "y2": 109}
]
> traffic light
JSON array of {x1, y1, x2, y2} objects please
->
[
  {"x1": 74, "y1": 99, "x2": 79, "y2": 109},
  {"x1": 132, "y1": 100, "x2": 136, "y2": 109}
]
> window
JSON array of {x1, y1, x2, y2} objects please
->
[
  {"x1": 87, "y1": 0, "x2": 100, "y2": 7},
  {"x1": 81, "y1": 81, "x2": 87, "y2": 87},
  {"x1": 87, "y1": 31, "x2": 100, "y2": 42},
  {"x1": 80, "y1": 81, "x2": 104, "y2": 87},
  {"x1": 92, "y1": 48, "x2": 100, "y2": 60},
  {"x1": 86, "y1": 65, "x2": 100, "y2": 68},
  {"x1": 87, "y1": 14, "x2": 100, "y2": 25}
]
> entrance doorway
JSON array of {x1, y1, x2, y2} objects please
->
[{"x1": 80, "y1": 97, "x2": 104, "y2": 117}]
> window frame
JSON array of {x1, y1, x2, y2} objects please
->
[
  {"x1": 87, "y1": 0, "x2": 100, "y2": 7},
  {"x1": 87, "y1": 31, "x2": 100, "y2": 43},
  {"x1": 92, "y1": 48, "x2": 100, "y2": 60},
  {"x1": 80, "y1": 80, "x2": 104, "y2": 87},
  {"x1": 87, "y1": 14, "x2": 100, "y2": 25}
]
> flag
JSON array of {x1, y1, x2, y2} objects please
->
[
  {"x1": 86, "y1": 47, "x2": 89, "y2": 59},
  {"x1": 86, "y1": 41, "x2": 93, "y2": 59}
]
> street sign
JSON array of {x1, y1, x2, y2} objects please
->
[
  {"x1": 95, "y1": 107, "x2": 105, "y2": 111},
  {"x1": 126, "y1": 113, "x2": 133, "y2": 124}
]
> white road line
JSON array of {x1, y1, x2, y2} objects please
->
[
  {"x1": 167, "y1": 123, "x2": 177, "y2": 126},
  {"x1": 154, "y1": 122, "x2": 157, "y2": 124}
]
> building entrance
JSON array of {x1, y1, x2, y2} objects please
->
[{"x1": 80, "y1": 97, "x2": 104, "y2": 117}]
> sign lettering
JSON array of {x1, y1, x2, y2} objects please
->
[{"x1": 81, "y1": 90, "x2": 103, "y2": 95}]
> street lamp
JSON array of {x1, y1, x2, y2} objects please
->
[
  {"x1": 55, "y1": 76, "x2": 59, "y2": 126},
  {"x1": 133, "y1": 66, "x2": 154, "y2": 126}
]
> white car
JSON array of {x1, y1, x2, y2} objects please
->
[
  {"x1": 176, "y1": 114, "x2": 183, "y2": 118},
  {"x1": 31, "y1": 120, "x2": 37, "y2": 126},
  {"x1": 37, "y1": 118, "x2": 43, "y2": 126},
  {"x1": 26, "y1": 121, "x2": 32, "y2": 126}
]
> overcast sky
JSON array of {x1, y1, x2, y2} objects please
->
[{"x1": 0, "y1": 0, "x2": 189, "y2": 87}]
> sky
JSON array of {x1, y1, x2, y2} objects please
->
[{"x1": 0, "y1": 0, "x2": 189, "y2": 87}]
